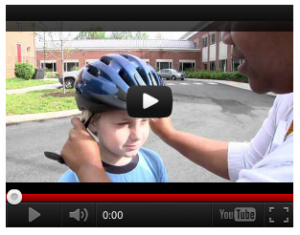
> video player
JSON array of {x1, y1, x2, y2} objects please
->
[{"x1": 5, "y1": 4, "x2": 294, "y2": 230}]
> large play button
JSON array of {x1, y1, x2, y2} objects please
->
[
  {"x1": 127, "y1": 86, "x2": 173, "y2": 118},
  {"x1": 29, "y1": 207, "x2": 41, "y2": 223},
  {"x1": 143, "y1": 93, "x2": 159, "y2": 109}
]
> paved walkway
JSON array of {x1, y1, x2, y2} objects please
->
[
  {"x1": 6, "y1": 109, "x2": 81, "y2": 125},
  {"x1": 6, "y1": 83, "x2": 62, "y2": 95},
  {"x1": 6, "y1": 79, "x2": 277, "y2": 125}
]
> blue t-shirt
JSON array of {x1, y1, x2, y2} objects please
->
[{"x1": 59, "y1": 147, "x2": 168, "y2": 182}]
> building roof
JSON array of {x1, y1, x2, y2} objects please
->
[
  {"x1": 179, "y1": 32, "x2": 199, "y2": 40},
  {"x1": 36, "y1": 39, "x2": 199, "y2": 51}
]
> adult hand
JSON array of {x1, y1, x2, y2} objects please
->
[
  {"x1": 61, "y1": 117, "x2": 103, "y2": 176},
  {"x1": 149, "y1": 116, "x2": 176, "y2": 141}
]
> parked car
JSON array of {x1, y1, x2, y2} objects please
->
[
  {"x1": 58, "y1": 71, "x2": 79, "y2": 89},
  {"x1": 157, "y1": 69, "x2": 185, "y2": 80}
]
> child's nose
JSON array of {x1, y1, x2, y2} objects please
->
[{"x1": 130, "y1": 127, "x2": 142, "y2": 141}]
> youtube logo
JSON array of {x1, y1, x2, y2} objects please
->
[{"x1": 127, "y1": 86, "x2": 173, "y2": 118}]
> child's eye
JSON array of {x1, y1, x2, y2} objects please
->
[{"x1": 117, "y1": 122, "x2": 129, "y2": 126}]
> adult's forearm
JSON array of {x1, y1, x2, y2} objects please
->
[{"x1": 162, "y1": 130, "x2": 230, "y2": 180}]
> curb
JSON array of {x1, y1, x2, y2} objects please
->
[{"x1": 6, "y1": 109, "x2": 81, "y2": 126}]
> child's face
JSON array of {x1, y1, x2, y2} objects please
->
[{"x1": 91, "y1": 110, "x2": 149, "y2": 158}]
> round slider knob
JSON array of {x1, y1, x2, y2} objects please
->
[{"x1": 7, "y1": 189, "x2": 22, "y2": 205}]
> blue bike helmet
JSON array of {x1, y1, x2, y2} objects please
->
[{"x1": 75, "y1": 54, "x2": 164, "y2": 113}]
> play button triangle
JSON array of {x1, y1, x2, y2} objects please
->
[
  {"x1": 29, "y1": 207, "x2": 41, "y2": 223},
  {"x1": 143, "y1": 93, "x2": 159, "y2": 109}
]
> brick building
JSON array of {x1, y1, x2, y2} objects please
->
[
  {"x1": 180, "y1": 21, "x2": 243, "y2": 72},
  {"x1": 6, "y1": 23, "x2": 36, "y2": 78},
  {"x1": 36, "y1": 39, "x2": 202, "y2": 76},
  {"x1": 35, "y1": 22, "x2": 241, "y2": 76}
]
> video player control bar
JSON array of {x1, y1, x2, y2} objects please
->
[{"x1": 6, "y1": 202, "x2": 293, "y2": 227}]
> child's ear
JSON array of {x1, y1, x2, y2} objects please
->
[{"x1": 87, "y1": 116, "x2": 99, "y2": 135}]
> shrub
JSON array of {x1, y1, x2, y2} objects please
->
[
  {"x1": 15, "y1": 62, "x2": 35, "y2": 80},
  {"x1": 184, "y1": 69, "x2": 249, "y2": 83},
  {"x1": 229, "y1": 71, "x2": 248, "y2": 83},
  {"x1": 185, "y1": 69, "x2": 248, "y2": 83},
  {"x1": 45, "y1": 72, "x2": 59, "y2": 78},
  {"x1": 71, "y1": 66, "x2": 80, "y2": 71},
  {"x1": 203, "y1": 71, "x2": 211, "y2": 79}
]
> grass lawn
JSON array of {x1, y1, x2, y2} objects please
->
[
  {"x1": 6, "y1": 89, "x2": 77, "y2": 115},
  {"x1": 6, "y1": 77, "x2": 58, "y2": 90}
]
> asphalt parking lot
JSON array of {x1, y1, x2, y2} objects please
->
[{"x1": 6, "y1": 80, "x2": 275, "y2": 182}]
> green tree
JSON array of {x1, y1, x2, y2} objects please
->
[
  {"x1": 108, "y1": 32, "x2": 149, "y2": 39},
  {"x1": 75, "y1": 26, "x2": 106, "y2": 40},
  {"x1": 109, "y1": 32, "x2": 133, "y2": 39},
  {"x1": 134, "y1": 32, "x2": 149, "y2": 39},
  {"x1": 75, "y1": 31, "x2": 106, "y2": 39}
]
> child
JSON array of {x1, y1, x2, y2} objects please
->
[{"x1": 59, "y1": 54, "x2": 168, "y2": 182}]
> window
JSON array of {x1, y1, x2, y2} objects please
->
[
  {"x1": 210, "y1": 61, "x2": 216, "y2": 71},
  {"x1": 179, "y1": 61, "x2": 195, "y2": 72},
  {"x1": 231, "y1": 59, "x2": 244, "y2": 72},
  {"x1": 210, "y1": 33, "x2": 216, "y2": 45},
  {"x1": 202, "y1": 37, "x2": 208, "y2": 48},
  {"x1": 219, "y1": 32, "x2": 224, "y2": 42},
  {"x1": 64, "y1": 62, "x2": 79, "y2": 72},
  {"x1": 204, "y1": 64, "x2": 208, "y2": 71},
  {"x1": 41, "y1": 61, "x2": 57, "y2": 72},
  {"x1": 156, "y1": 61, "x2": 172, "y2": 71},
  {"x1": 194, "y1": 39, "x2": 199, "y2": 48},
  {"x1": 219, "y1": 59, "x2": 227, "y2": 72},
  {"x1": 15, "y1": 21, "x2": 22, "y2": 31}
]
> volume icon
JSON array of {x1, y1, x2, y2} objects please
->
[{"x1": 69, "y1": 208, "x2": 89, "y2": 222}]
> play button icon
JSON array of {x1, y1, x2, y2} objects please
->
[
  {"x1": 143, "y1": 93, "x2": 159, "y2": 109},
  {"x1": 127, "y1": 86, "x2": 172, "y2": 118},
  {"x1": 29, "y1": 207, "x2": 41, "y2": 223}
]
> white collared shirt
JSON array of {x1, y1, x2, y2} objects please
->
[{"x1": 228, "y1": 93, "x2": 293, "y2": 182}]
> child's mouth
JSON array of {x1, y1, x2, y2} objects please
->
[{"x1": 124, "y1": 144, "x2": 139, "y2": 150}]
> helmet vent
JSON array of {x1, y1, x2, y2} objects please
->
[
  {"x1": 87, "y1": 65, "x2": 100, "y2": 77},
  {"x1": 100, "y1": 56, "x2": 111, "y2": 66},
  {"x1": 119, "y1": 69, "x2": 133, "y2": 86},
  {"x1": 149, "y1": 72, "x2": 157, "y2": 85},
  {"x1": 136, "y1": 68, "x2": 148, "y2": 84}
]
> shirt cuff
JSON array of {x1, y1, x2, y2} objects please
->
[{"x1": 228, "y1": 142, "x2": 249, "y2": 181}]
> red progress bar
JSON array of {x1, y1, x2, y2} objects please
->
[{"x1": 5, "y1": 194, "x2": 293, "y2": 202}]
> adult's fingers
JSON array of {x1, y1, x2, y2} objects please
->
[{"x1": 71, "y1": 117, "x2": 86, "y2": 130}]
